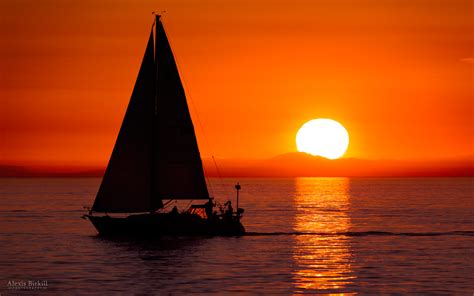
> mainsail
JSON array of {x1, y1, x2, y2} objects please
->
[{"x1": 92, "y1": 16, "x2": 209, "y2": 213}]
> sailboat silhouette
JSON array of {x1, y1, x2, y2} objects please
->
[{"x1": 84, "y1": 15, "x2": 245, "y2": 236}]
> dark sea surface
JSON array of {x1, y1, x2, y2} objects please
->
[{"x1": 0, "y1": 177, "x2": 472, "y2": 294}]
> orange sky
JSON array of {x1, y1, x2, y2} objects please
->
[{"x1": 1, "y1": 0, "x2": 472, "y2": 169}]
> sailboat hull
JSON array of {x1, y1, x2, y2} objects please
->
[{"x1": 87, "y1": 213, "x2": 245, "y2": 237}]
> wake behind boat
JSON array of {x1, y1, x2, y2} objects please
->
[{"x1": 84, "y1": 15, "x2": 245, "y2": 237}]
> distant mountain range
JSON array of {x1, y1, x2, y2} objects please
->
[
  {"x1": 1, "y1": 152, "x2": 472, "y2": 177},
  {"x1": 202, "y1": 152, "x2": 474, "y2": 177}
]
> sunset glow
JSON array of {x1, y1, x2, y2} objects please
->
[{"x1": 0, "y1": 0, "x2": 472, "y2": 177}]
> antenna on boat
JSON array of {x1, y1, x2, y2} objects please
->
[{"x1": 235, "y1": 183, "x2": 241, "y2": 217}]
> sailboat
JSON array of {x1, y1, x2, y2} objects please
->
[{"x1": 84, "y1": 15, "x2": 245, "y2": 237}]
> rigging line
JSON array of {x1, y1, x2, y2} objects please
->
[
  {"x1": 184, "y1": 199, "x2": 194, "y2": 210},
  {"x1": 212, "y1": 155, "x2": 226, "y2": 191},
  {"x1": 160, "y1": 19, "x2": 221, "y2": 198},
  {"x1": 162, "y1": 199, "x2": 174, "y2": 208}
]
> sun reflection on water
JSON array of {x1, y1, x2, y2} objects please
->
[{"x1": 293, "y1": 177, "x2": 355, "y2": 293}]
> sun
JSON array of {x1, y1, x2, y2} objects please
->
[{"x1": 296, "y1": 119, "x2": 349, "y2": 159}]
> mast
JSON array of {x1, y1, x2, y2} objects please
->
[{"x1": 150, "y1": 15, "x2": 159, "y2": 213}]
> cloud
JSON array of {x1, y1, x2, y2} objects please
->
[{"x1": 460, "y1": 58, "x2": 474, "y2": 64}]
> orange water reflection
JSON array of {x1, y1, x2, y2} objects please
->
[{"x1": 293, "y1": 177, "x2": 355, "y2": 293}]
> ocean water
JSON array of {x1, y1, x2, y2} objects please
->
[{"x1": 0, "y1": 177, "x2": 472, "y2": 294}]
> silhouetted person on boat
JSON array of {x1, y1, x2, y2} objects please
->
[
  {"x1": 205, "y1": 198, "x2": 215, "y2": 220},
  {"x1": 224, "y1": 200, "x2": 233, "y2": 221},
  {"x1": 170, "y1": 206, "x2": 179, "y2": 216}
]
